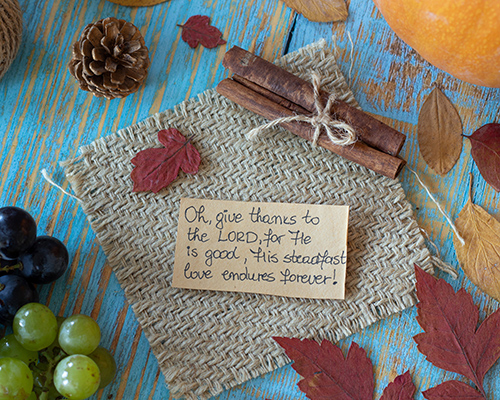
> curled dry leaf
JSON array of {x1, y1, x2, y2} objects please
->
[
  {"x1": 465, "y1": 123, "x2": 500, "y2": 192},
  {"x1": 417, "y1": 87, "x2": 463, "y2": 176},
  {"x1": 453, "y1": 183, "x2": 500, "y2": 301},
  {"x1": 414, "y1": 266, "x2": 500, "y2": 398},
  {"x1": 282, "y1": 0, "x2": 348, "y2": 22}
]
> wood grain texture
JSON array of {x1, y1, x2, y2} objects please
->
[
  {"x1": 287, "y1": 2, "x2": 500, "y2": 399},
  {"x1": 0, "y1": 0, "x2": 499, "y2": 399},
  {"x1": 281, "y1": 0, "x2": 348, "y2": 22}
]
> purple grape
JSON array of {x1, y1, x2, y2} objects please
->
[
  {"x1": 0, "y1": 207, "x2": 37, "y2": 260},
  {"x1": 19, "y1": 236, "x2": 69, "y2": 284},
  {"x1": 0, "y1": 275, "x2": 39, "y2": 324}
]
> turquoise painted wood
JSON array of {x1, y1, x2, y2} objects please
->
[{"x1": 0, "y1": 0, "x2": 499, "y2": 399}]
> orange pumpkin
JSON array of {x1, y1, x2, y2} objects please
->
[{"x1": 373, "y1": 0, "x2": 500, "y2": 88}]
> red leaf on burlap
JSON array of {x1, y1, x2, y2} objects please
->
[
  {"x1": 131, "y1": 128, "x2": 200, "y2": 193},
  {"x1": 273, "y1": 337, "x2": 374, "y2": 400},
  {"x1": 423, "y1": 380, "x2": 484, "y2": 400},
  {"x1": 413, "y1": 265, "x2": 500, "y2": 398},
  {"x1": 465, "y1": 123, "x2": 500, "y2": 191},
  {"x1": 178, "y1": 15, "x2": 226, "y2": 49},
  {"x1": 380, "y1": 371, "x2": 416, "y2": 400}
]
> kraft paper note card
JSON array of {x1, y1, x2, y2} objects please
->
[{"x1": 172, "y1": 198, "x2": 349, "y2": 299}]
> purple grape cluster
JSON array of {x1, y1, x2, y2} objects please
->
[{"x1": 0, "y1": 207, "x2": 69, "y2": 324}]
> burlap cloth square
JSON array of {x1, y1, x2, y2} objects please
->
[{"x1": 61, "y1": 40, "x2": 448, "y2": 399}]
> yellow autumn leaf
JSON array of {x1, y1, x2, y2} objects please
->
[
  {"x1": 283, "y1": 0, "x2": 348, "y2": 22},
  {"x1": 453, "y1": 192, "x2": 500, "y2": 301},
  {"x1": 105, "y1": 0, "x2": 167, "y2": 6}
]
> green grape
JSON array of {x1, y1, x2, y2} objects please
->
[
  {"x1": 88, "y1": 347, "x2": 116, "y2": 388},
  {"x1": 0, "y1": 357, "x2": 33, "y2": 400},
  {"x1": 53, "y1": 355, "x2": 100, "y2": 400},
  {"x1": 13, "y1": 303, "x2": 58, "y2": 352},
  {"x1": 27, "y1": 392, "x2": 37, "y2": 400},
  {"x1": 0, "y1": 334, "x2": 38, "y2": 365},
  {"x1": 58, "y1": 315, "x2": 100, "y2": 355}
]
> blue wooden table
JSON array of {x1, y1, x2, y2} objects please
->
[{"x1": 1, "y1": 0, "x2": 499, "y2": 398}]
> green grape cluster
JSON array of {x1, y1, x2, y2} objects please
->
[{"x1": 0, "y1": 303, "x2": 116, "y2": 400}]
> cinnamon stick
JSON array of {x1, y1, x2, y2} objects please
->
[
  {"x1": 216, "y1": 78, "x2": 405, "y2": 179},
  {"x1": 222, "y1": 46, "x2": 406, "y2": 156},
  {"x1": 232, "y1": 75, "x2": 310, "y2": 115}
]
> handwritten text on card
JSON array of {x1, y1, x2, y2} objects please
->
[{"x1": 172, "y1": 198, "x2": 348, "y2": 299}]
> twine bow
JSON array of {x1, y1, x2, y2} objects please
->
[{"x1": 247, "y1": 72, "x2": 357, "y2": 147}]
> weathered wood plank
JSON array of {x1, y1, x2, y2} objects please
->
[
  {"x1": 0, "y1": 0, "x2": 293, "y2": 398},
  {"x1": 284, "y1": 1, "x2": 500, "y2": 399}
]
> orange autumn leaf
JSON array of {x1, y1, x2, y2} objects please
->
[
  {"x1": 283, "y1": 0, "x2": 348, "y2": 22},
  {"x1": 453, "y1": 187, "x2": 500, "y2": 301}
]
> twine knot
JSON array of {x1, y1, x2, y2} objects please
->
[{"x1": 247, "y1": 72, "x2": 357, "y2": 147}]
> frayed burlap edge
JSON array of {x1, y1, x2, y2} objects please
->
[{"x1": 62, "y1": 39, "x2": 442, "y2": 399}]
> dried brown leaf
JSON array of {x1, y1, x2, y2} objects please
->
[
  {"x1": 418, "y1": 87, "x2": 463, "y2": 176},
  {"x1": 282, "y1": 0, "x2": 348, "y2": 22},
  {"x1": 453, "y1": 184, "x2": 500, "y2": 301}
]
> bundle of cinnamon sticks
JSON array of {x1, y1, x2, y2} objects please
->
[{"x1": 216, "y1": 46, "x2": 406, "y2": 179}]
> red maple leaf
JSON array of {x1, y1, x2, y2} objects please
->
[
  {"x1": 130, "y1": 128, "x2": 200, "y2": 193},
  {"x1": 465, "y1": 123, "x2": 500, "y2": 192},
  {"x1": 273, "y1": 337, "x2": 415, "y2": 400},
  {"x1": 380, "y1": 371, "x2": 416, "y2": 400},
  {"x1": 413, "y1": 265, "x2": 500, "y2": 399},
  {"x1": 178, "y1": 15, "x2": 226, "y2": 49},
  {"x1": 423, "y1": 381, "x2": 484, "y2": 400}
]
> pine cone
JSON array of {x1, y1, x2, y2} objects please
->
[{"x1": 68, "y1": 17, "x2": 150, "y2": 99}]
